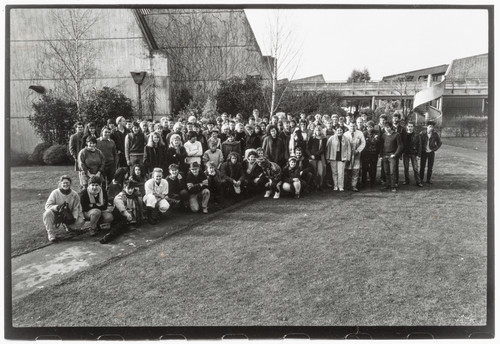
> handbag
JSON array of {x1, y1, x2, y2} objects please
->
[{"x1": 54, "y1": 201, "x2": 76, "y2": 228}]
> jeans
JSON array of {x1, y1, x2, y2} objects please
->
[
  {"x1": 43, "y1": 209, "x2": 85, "y2": 237},
  {"x1": 420, "y1": 151, "x2": 435, "y2": 182},
  {"x1": 189, "y1": 189, "x2": 210, "y2": 212},
  {"x1": 382, "y1": 155, "x2": 398, "y2": 188},
  {"x1": 403, "y1": 153, "x2": 421, "y2": 184},
  {"x1": 361, "y1": 154, "x2": 378, "y2": 186},
  {"x1": 84, "y1": 208, "x2": 114, "y2": 229}
]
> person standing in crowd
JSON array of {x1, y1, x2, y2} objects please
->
[
  {"x1": 96, "y1": 127, "x2": 118, "y2": 188},
  {"x1": 356, "y1": 117, "x2": 365, "y2": 132},
  {"x1": 374, "y1": 114, "x2": 388, "y2": 184},
  {"x1": 420, "y1": 120, "x2": 442, "y2": 184},
  {"x1": 262, "y1": 125, "x2": 286, "y2": 167},
  {"x1": 402, "y1": 121, "x2": 423, "y2": 187},
  {"x1": 361, "y1": 121, "x2": 381, "y2": 188},
  {"x1": 203, "y1": 139, "x2": 224, "y2": 170},
  {"x1": 380, "y1": 122, "x2": 403, "y2": 192},
  {"x1": 244, "y1": 124, "x2": 262, "y2": 159},
  {"x1": 78, "y1": 137, "x2": 105, "y2": 189},
  {"x1": 111, "y1": 116, "x2": 129, "y2": 168},
  {"x1": 307, "y1": 125, "x2": 327, "y2": 190},
  {"x1": 82, "y1": 122, "x2": 99, "y2": 145},
  {"x1": 43, "y1": 175, "x2": 86, "y2": 242},
  {"x1": 326, "y1": 127, "x2": 351, "y2": 191},
  {"x1": 392, "y1": 113, "x2": 406, "y2": 186},
  {"x1": 165, "y1": 122, "x2": 184, "y2": 147},
  {"x1": 184, "y1": 131, "x2": 203, "y2": 167},
  {"x1": 125, "y1": 121, "x2": 146, "y2": 174},
  {"x1": 143, "y1": 131, "x2": 167, "y2": 175},
  {"x1": 185, "y1": 162, "x2": 210, "y2": 214},
  {"x1": 99, "y1": 179, "x2": 143, "y2": 244},
  {"x1": 344, "y1": 122, "x2": 366, "y2": 192},
  {"x1": 221, "y1": 131, "x2": 242, "y2": 161},
  {"x1": 234, "y1": 123, "x2": 247, "y2": 153},
  {"x1": 143, "y1": 168, "x2": 170, "y2": 225},
  {"x1": 166, "y1": 133, "x2": 188, "y2": 176},
  {"x1": 79, "y1": 176, "x2": 113, "y2": 236},
  {"x1": 69, "y1": 121, "x2": 85, "y2": 174}
]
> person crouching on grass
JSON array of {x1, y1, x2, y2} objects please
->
[
  {"x1": 79, "y1": 176, "x2": 113, "y2": 236},
  {"x1": 43, "y1": 175, "x2": 86, "y2": 242},
  {"x1": 281, "y1": 156, "x2": 303, "y2": 199},
  {"x1": 256, "y1": 157, "x2": 282, "y2": 199},
  {"x1": 165, "y1": 164, "x2": 190, "y2": 210},
  {"x1": 100, "y1": 179, "x2": 143, "y2": 244},
  {"x1": 205, "y1": 161, "x2": 223, "y2": 204},
  {"x1": 242, "y1": 150, "x2": 263, "y2": 193},
  {"x1": 186, "y1": 162, "x2": 210, "y2": 213},
  {"x1": 220, "y1": 152, "x2": 244, "y2": 196},
  {"x1": 143, "y1": 168, "x2": 170, "y2": 225}
]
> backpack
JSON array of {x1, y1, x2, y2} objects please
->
[{"x1": 54, "y1": 202, "x2": 76, "y2": 228}]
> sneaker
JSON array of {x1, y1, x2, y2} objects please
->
[
  {"x1": 417, "y1": 183, "x2": 423, "y2": 187},
  {"x1": 339, "y1": 188, "x2": 344, "y2": 192},
  {"x1": 264, "y1": 190, "x2": 271, "y2": 198},
  {"x1": 391, "y1": 188, "x2": 397, "y2": 192},
  {"x1": 273, "y1": 192, "x2": 280, "y2": 199},
  {"x1": 402, "y1": 181, "x2": 409, "y2": 185},
  {"x1": 333, "y1": 186, "x2": 339, "y2": 191},
  {"x1": 48, "y1": 233, "x2": 57, "y2": 242},
  {"x1": 202, "y1": 207, "x2": 208, "y2": 214},
  {"x1": 352, "y1": 187, "x2": 359, "y2": 192}
]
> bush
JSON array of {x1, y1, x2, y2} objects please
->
[
  {"x1": 29, "y1": 95, "x2": 78, "y2": 145},
  {"x1": 82, "y1": 87, "x2": 134, "y2": 130},
  {"x1": 11, "y1": 150, "x2": 32, "y2": 166},
  {"x1": 42, "y1": 145, "x2": 72, "y2": 165},
  {"x1": 29, "y1": 142, "x2": 52, "y2": 165},
  {"x1": 216, "y1": 76, "x2": 267, "y2": 119},
  {"x1": 450, "y1": 116, "x2": 488, "y2": 137}
]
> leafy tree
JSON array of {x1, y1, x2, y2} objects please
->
[
  {"x1": 173, "y1": 88, "x2": 193, "y2": 114},
  {"x1": 347, "y1": 68, "x2": 371, "y2": 83},
  {"x1": 82, "y1": 87, "x2": 134, "y2": 130},
  {"x1": 215, "y1": 76, "x2": 266, "y2": 120},
  {"x1": 278, "y1": 90, "x2": 344, "y2": 116},
  {"x1": 28, "y1": 95, "x2": 78, "y2": 145}
]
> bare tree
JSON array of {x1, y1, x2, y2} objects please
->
[
  {"x1": 41, "y1": 9, "x2": 100, "y2": 115},
  {"x1": 261, "y1": 10, "x2": 302, "y2": 116},
  {"x1": 391, "y1": 76, "x2": 422, "y2": 118}
]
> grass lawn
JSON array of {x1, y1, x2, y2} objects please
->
[
  {"x1": 10, "y1": 143, "x2": 488, "y2": 328},
  {"x1": 441, "y1": 136, "x2": 488, "y2": 153}
]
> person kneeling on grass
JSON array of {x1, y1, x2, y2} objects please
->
[
  {"x1": 143, "y1": 168, "x2": 170, "y2": 224},
  {"x1": 43, "y1": 175, "x2": 85, "y2": 242},
  {"x1": 220, "y1": 152, "x2": 244, "y2": 196},
  {"x1": 186, "y1": 162, "x2": 210, "y2": 213},
  {"x1": 281, "y1": 156, "x2": 304, "y2": 199},
  {"x1": 256, "y1": 157, "x2": 282, "y2": 199},
  {"x1": 100, "y1": 179, "x2": 143, "y2": 244},
  {"x1": 165, "y1": 164, "x2": 190, "y2": 209},
  {"x1": 205, "y1": 161, "x2": 223, "y2": 204},
  {"x1": 241, "y1": 150, "x2": 263, "y2": 193},
  {"x1": 79, "y1": 176, "x2": 113, "y2": 236}
]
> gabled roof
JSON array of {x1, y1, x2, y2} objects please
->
[
  {"x1": 446, "y1": 53, "x2": 488, "y2": 81},
  {"x1": 291, "y1": 74, "x2": 326, "y2": 83},
  {"x1": 382, "y1": 65, "x2": 448, "y2": 81}
]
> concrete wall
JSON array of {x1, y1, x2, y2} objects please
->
[{"x1": 9, "y1": 8, "x2": 170, "y2": 154}]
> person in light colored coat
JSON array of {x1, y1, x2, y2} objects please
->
[
  {"x1": 344, "y1": 122, "x2": 366, "y2": 191},
  {"x1": 326, "y1": 127, "x2": 351, "y2": 191}
]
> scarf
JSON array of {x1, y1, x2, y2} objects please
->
[
  {"x1": 87, "y1": 185, "x2": 104, "y2": 207},
  {"x1": 59, "y1": 188, "x2": 71, "y2": 195}
]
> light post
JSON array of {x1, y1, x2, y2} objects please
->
[{"x1": 130, "y1": 71, "x2": 146, "y2": 119}]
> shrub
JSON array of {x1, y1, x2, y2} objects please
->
[
  {"x1": 29, "y1": 142, "x2": 52, "y2": 165},
  {"x1": 82, "y1": 87, "x2": 134, "y2": 130},
  {"x1": 42, "y1": 145, "x2": 72, "y2": 165},
  {"x1": 450, "y1": 116, "x2": 488, "y2": 137},
  {"x1": 29, "y1": 95, "x2": 78, "y2": 145},
  {"x1": 216, "y1": 76, "x2": 267, "y2": 119},
  {"x1": 11, "y1": 150, "x2": 32, "y2": 166}
]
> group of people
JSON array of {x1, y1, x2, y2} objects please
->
[{"x1": 43, "y1": 109, "x2": 442, "y2": 243}]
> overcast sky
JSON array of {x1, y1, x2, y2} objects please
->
[{"x1": 245, "y1": 8, "x2": 489, "y2": 81}]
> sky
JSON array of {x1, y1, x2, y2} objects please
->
[{"x1": 245, "y1": 8, "x2": 489, "y2": 81}]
